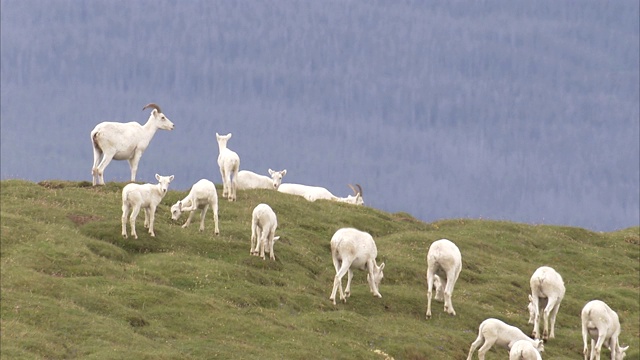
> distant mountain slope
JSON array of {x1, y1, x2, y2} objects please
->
[
  {"x1": 1, "y1": 1, "x2": 638, "y2": 231},
  {"x1": 0, "y1": 179, "x2": 638, "y2": 359}
]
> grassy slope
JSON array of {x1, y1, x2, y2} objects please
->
[{"x1": 1, "y1": 180, "x2": 638, "y2": 360}]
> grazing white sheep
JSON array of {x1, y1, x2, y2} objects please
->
[
  {"x1": 528, "y1": 266, "x2": 565, "y2": 340},
  {"x1": 329, "y1": 228, "x2": 385, "y2": 305},
  {"x1": 425, "y1": 239, "x2": 462, "y2": 319},
  {"x1": 91, "y1": 103, "x2": 174, "y2": 186},
  {"x1": 581, "y1": 300, "x2": 628, "y2": 360},
  {"x1": 466, "y1": 318, "x2": 544, "y2": 360},
  {"x1": 237, "y1": 169, "x2": 287, "y2": 190},
  {"x1": 121, "y1": 174, "x2": 174, "y2": 239},
  {"x1": 250, "y1": 203, "x2": 279, "y2": 260},
  {"x1": 170, "y1": 179, "x2": 219, "y2": 235},
  {"x1": 216, "y1": 132, "x2": 240, "y2": 201},
  {"x1": 509, "y1": 340, "x2": 543, "y2": 360}
]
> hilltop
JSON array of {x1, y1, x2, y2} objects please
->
[{"x1": 1, "y1": 180, "x2": 638, "y2": 359}]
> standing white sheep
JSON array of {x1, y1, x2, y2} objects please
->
[
  {"x1": 528, "y1": 266, "x2": 565, "y2": 340},
  {"x1": 581, "y1": 300, "x2": 628, "y2": 360},
  {"x1": 250, "y1": 203, "x2": 280, "y2": 260},
  {"x1": 121, "y1": 174, "x2": 174, "y2": 239},
  {"x1": 466, "y1": 318, "x2": 544, "y2": 360},
  {"x1": 216, "y1": 132, "x2": 240, "y2": 201},
  {"x1": 237, "y1": 169, "x2": 287, "y2": 190},
  {"x1": 426, "y1": 238, "x2": 462, "y2": 319},
  {"x1": 329, "y1": 228, "x2": 385, "y2": 305},
  {"x1": 170, "y1": 179, "x2": 219, "y2": 235},
  {"x1": 91, "y1": 103, "x2": 174, "y2": 186},
  {"x1": 509, "y1": 340, "x2": 543, "y2": 360}
]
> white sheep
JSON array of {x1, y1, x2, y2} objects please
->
[
  {"x1": 528, "y1": 266, "x2": 565, "y2": 340},
  {"x1": 278, "y1": 183, "x2": 364, "y2": 205},
  {"x1": 509, "y1": 339, "x2": 543, "y2": 360},
  {"x1": 250, "y1": 203, "x2": 280, "y2": 260},
  {"x1": 466, "y1": 318, "x2": 544, "y2": 360},
  {"x1": 121, "y1": 174, "x2": 174, "y2": 239},
  {"x1": 236, "y1": 169, "x2": 287, "y2": 190},
  {"x1": 170, "y1": 179, "x2": 219, "y2": 235},
  {"x1": 329, "y1": 227, "x2": 385, "y2": 305},
  {"x1": 216, "y1": 132, "x2": 240, "y2": 201},
  {"x1": 91, "y1": 103, "x2": 174, "y2": 186},
  {"x1": 425, "y1": 238, "x2": 462, "y2": 319},
  {"x1": 581, "y1": 300, "x2": 629, "y2": 360}
]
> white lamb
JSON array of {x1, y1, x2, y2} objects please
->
[
  {"x1": 250, "y1": 203, "x2": 280, "y2": 260},
  {"x1": 581, "y1": 300, "x2": 628, "y2": 360},
  {"x1": 121, "y1": 174, "x2": 174, "y2": 239},
  {"x1": 509, "y1": 340, "x2": 543, "y2": 360},
  {"x1": 216, "y1": 132, "x2": 240, "y2": 201},
  {"x1": 466, "y1": 318, "x2": 544, "y2": 360},
  {"x1": 236, "y1": 169, "x2": 287, "y2": 190},
  {"x1": 528, "y1": 266, "x2": 565, "y2": 340},
  {"x1": 329, "y1": 228, "x2": 385, "y2": 305},
  {"x1": 170, "y1": 179, "x2": 219, "y2": 235},
  {"x1": 91, "y1": 103, "x2": 174, "y2": 186},
  {"x1": 425, "y1": 239, "x2": 462, "y2": 319}
]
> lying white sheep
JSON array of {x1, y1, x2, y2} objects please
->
[
  {"x1": 509, "y1": 339, "x2": 543, "y2": 360},
  {"x1": 121, "y1": 174, "x2": 174, "y2": 239},
  {"x1": 528, "y1": 266, "x2": 565, "y2": 340},
  {"x1": 250, "y1": 203, "x2": 280, "y2": 260},
  {"x1": 216, "y1": 132, "x2": 240, "y2": 201},
  {"x1": 279, "y1": 183, "x2": 364, "y2": 205},
  {"x1": 91, "y1": 103, "x2": 174, "y2": 186},
  {"x1": 581, "y1": 300, "x2": 628, "y2": 360},
  {"x1": 170, "y1": 179, "x2": 219, "y2": 235},
  {"x1": 426, "y1": 239, "x2": 462, "y2": 319},
  {"x1": 236, "y1": 169, "x2": 287, "y2": 190},
  {"x1": 329, "y1": 227, "x2": 385, "y2": 305},
  {"x1": 466, "y1": 318, "x2": 544, "y2": 360}
]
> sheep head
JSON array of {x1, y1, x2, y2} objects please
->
[{"x1": 143, "y1": 103, "x2": 175, "y2": 130}]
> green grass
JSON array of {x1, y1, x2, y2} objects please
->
[{"x1": 1, "y1": 179, "x2": 638, "y2": 360}]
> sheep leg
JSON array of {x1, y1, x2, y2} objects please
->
[
  {"x1": 476, "y1": 339, "x2": 495, "y2": 360},
  {"x1": 94, "y1": 150, "x2": 116, "y2": 185},
  {"x1": 183, "y1": 210, "x2": 196, "y2": 228},
  {"x1": 546, "y1": 299, "x2": 560, "y2": 339},
  {"x1": 143, "y1": 208, "x2": 150, "y2": 228},
  {"x1": 129, "y1": 205, "x2": 140, "y2": 239},
  {"x1": 147, "y1": 206, "x2": 156, "y2": 237},
  {"x1": 199, "y1": 204, "x2": 209, "y2": 232},
  {"x1": 466, "y1": 333, "x2": 485, "y2": 360},
  {"x1": 220, "y1": 168, "x2": 228, "y2": 198},
  {"x1": 250, "y1": 224, "x2": 259, "y2": 256},
  {"x1": 592, "y1": 333, "x2": 606, "y2": 360},
  {"x1": 127, "y1": 153, "x2": 142, "y2": 182},
  {"x1": 330, "y1": 260, "x2": 349, "y2": 305},
  {"x1": 531, "y1": 296, "x2": 541, "y2": 339},
  {"x1": 121, "y1": 204, "x2": 130, "y2": 238},
  {"x1": 426, "y1": 269, "x2": 435, "y2": 319},
  {"x1": 91, "y1": 146, "x2": 103, "y2": 186},
  {"x1": 268, "y1": 232, "x2": 275, "y2": 261},
  {"x1": 229, "y1": 167, "x2": 238, "y2": 201},
  {"x1": 344, "y1": 269, "x2": 353, "y2": 298},
  {"x1": 444, "y1": 268, "x2": 459, "y2": 315},
  {"x1": 212, "y1": 202, "x2": 220, "y2": 235}
]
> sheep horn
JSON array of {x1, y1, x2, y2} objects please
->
[
  {"x1": 348, "y1": 184, "x2": 357, "y2": 195},
  {"x1": 142, "y1": 103, "x2": 162, "y2": 113},
  {"x1": 356, "y1": 184, "x2": 363, "y2": 197}
]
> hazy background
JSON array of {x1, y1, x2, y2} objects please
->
[{"x1": 1, "y1": 0, "x2": 638, "y2": 232}]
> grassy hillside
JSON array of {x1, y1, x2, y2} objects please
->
[{"x1": 1, "y1": 179, "x2": 638, "y2": 360}]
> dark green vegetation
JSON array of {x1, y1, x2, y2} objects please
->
[{"x1": 1, "y1": 180, "x2": 638, "y2": 359}]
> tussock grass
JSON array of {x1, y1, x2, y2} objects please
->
[{"x1": 1, "y1": 180, "x2": 638, "y2": 359}]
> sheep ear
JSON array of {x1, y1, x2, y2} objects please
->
[
  {"x1": 273, "y1": 236, "x2": 280, "y2": 242},
  {"x1": 268, "y1": 169, "x2": 274, "y2": 175},
  {"x1": 169, "y1": 175, "x2": 175, "y2": 182},
  {"x1": 379, "y1": 263, "x2": 385, "y2": 271},
  {"x1": 281, "y1": 169, "x2": 287, "y2": 176},
  {"x1": 155, "y1": 173, "x2": 161, "y2": 181},
  {"x1": 178, "y1": 201, "x2": 182, "y2": 211},
  {"x1": 621, "y1": 345, "x2": 629, "y2": 351}
]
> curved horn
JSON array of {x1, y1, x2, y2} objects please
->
[
  {"x1": 356, "y1": 184, "x2": 363, "y2": 197},
  {"x1": 142, "y1": 103, "x2": 162, "y2": 113},
  {"x1": 348, "y1": 184, "x2": 357, "y2": 195}
]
